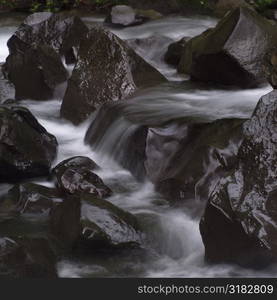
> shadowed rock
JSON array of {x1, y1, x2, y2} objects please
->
[
  {"x1": 178, "y1": 7, "x2": 277, "y2": 88},
  {"x1": 0, "y1": 106, "x2": 57, "y2": 182},
  {"x1": 4, "y1": 12, "x2": 88, "y2": 100},
  {"x1": 200, "y1": 90, "x2": 277, "y2": 268}
]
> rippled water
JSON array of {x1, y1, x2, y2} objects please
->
[{"x1": 0, "y1": 12, "x2": 275, "y2": 278}]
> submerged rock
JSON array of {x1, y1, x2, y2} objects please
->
[
  {"x1": 145, "y1": 118, "x2": 245, "y2": 204},
  {"x1": 61, "y1": 26, "x2": 166, "y2": 124},
  {"x1": 50, "y1": 194, "x2": 143, "y2": 249},
  {"x1": 0, "y1": 236, "x2": 57, "y2": 278},
  {"x1": 0, "y1": 106, "x2": 57, "y2": 182},
  {"x1": 4, "y1": 12, "x2": 88, "y2": 100},
  {"x1": 52, "y1": 156, "x2": 112, "y2": 198},
  {"x1": 200, "y1": 90, "x2": 277, "y2": 267},
  {"x1": 178, "y1": 7, "x2": 277, "y2": 88}
]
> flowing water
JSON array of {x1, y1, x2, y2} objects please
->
[{"x1": 0, "y1": 13, "x2": 275, "y2": 278}]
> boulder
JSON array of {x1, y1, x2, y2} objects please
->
[
  {"x1": 4, "y1": 12, "x2": 88, "y2": 100},
  {"x1": 145, "y1": 118, "x2": 245, "y2": 205},
  {"x1": 4, "y1": 43, "x2": 67, "y2": 100},
  {"x1": 200, "y1": 90, "x2": 277, "y2": 267},
  {"x1": 52, "y1": 156, "x2": 112, "y2": 198},
  {"x1": 0, "y1": 106, "x2": 57, "y2": 182},
  {"x1": 105, "y1": 5, "x2": 144, "y2": 27},
  {"x1": 164, "y1": 37, "x2": 189, "y2": 66},
  {"x1": 0, "y1": 236, "x2": 57, "y2": 278},
  {"x1": 0, "y1": 183, "x2": 59, "y2": 218},
  {"x1": 0, "y1": 63, "x2": 14, "y2": 103},
  {"x1": 50, "y1": 194, "x2": 143, "y2": 249},
  {"x1": 178, "y1": 7, "x2": 277, "y2": 88},
  {"x1": 61, "y1": 26, "x2": 166, "y2": 125}
]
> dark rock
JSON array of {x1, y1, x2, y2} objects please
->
[
  {"x1": 61, "y1": 26, "x2": 166, "y2": 124},
  {"x1": 52, "y1": 156, "x2": 112, "y2": 198},
  {"x1": 0, "y1": 236, "x2": 57, "y2": 278},
  {"x1": 4, "y1": 43, "x2": 67, "y2": 100},
  {"x1": 164, "y1": 37, "x2": 189, "y2": 66},
  {"x1": 0, "y1": 106, "x2": 57, "y2": 182},
  {"x1": 0, "y1": 183, "x2": 59, "y2": 218},
  {"x1": 0, "y1": 63, "x2": 14, "y2": 103},
  {"x1": 200, "y1": 90, "x2": 277, "y2": 267},
  {"x1": 50, "y1": 194, "x2": 143, "y2": 249},
  {"x1": 178, "y1": 7, "x2": 277, "y2": 88},
  {"x1": 145, "y1": 118, "x2": 245, "y2": 205},
  {"x1": 80, "y1": 195, "x2": 143, "y2": 248},
  {"x1": 4, "y1": 12, "x2": 88, "y2": 100}
]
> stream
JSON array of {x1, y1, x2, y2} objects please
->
[{"x1": 0, "y1": 12, "x2": 275, "y2": 278}]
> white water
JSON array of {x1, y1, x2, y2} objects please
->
[{"x1": 0, "y1": 13, "x2": 276, "y2": 278}]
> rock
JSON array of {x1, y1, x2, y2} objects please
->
[
  {"x1": 0, "y1": 183, "x2": 59, "y2": 218},
  {"x1": 164, "y1": 37, "x2": 189, "y2": 66},
  {"x1": 200, "y1": 90, "x2": 277, "y2": 267},
  {"x1": 61, "y1": 26, "x2": 166, "y2": 124},
  {"x1": 85, "y1": 103, "x2": 148, "y2": 181},
  {"x1": 145, "y1": 118, "x2": 245, "y2": 205},
  {"x1": 105, "y1": 5, "x2": 144, "y2": 27},
  {"x1": 4, "y1": 12, "x2": 88, "y2": 100},
  {"x1": 178, "y1": 7, "x2": 277, "y2": 88},
  {"x1": 0, "y1": 63, "x2": 14, "y2": 103},
  {"x1": 214, "y1": 0, "x2": 251, "y2": 17},
  {"x1": 52, "y1": 156, "x2": 112, "y2": 198},
  {"x1": 135, "y1": 9, "x2": 163, "y2": 21},
  {"x1": 50, "y1": 194, "x2": 143, "y2": 249},
  {"x1": 79, "y1": 196, "x2": 143, "y2": 249},
  {"x1": 4, "y1": 43, "x2": 67, "y2": 100},
  {"x1": 0, "y1": 106, "x2": 57, "y2": 182},
  {"x1": 264, "y1": 50, "x2": 277, "y2": 88},
  {"x1": 0, "y1": 236, "x2": 57, "y2": 278}
]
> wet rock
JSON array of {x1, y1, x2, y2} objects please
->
[
  {"x1": 50, "y1": 194, "x2": 143, "y2": 249},
  {"x1": 164, "y1": 37, "x2": 189, "y2": 66},
  {"x1": 178, "y1": 7, "x2": 277, "y2": 88},
  {"x1": 200, "y1": 90, "x2": 277, "y2": 267},
  {"x1": 0, "y1": 183, "x2": 59, "y2": 218},
  {"x1": 0, "y1": 63, "x2": 14, "y2": 103},
  {"x1": 105, "y1": 5, "x2": 144, "y2": 27},
  {"x1": 4, "y1": 43, "x2": 67, "y2": 100},
  {"x1": 80, "y1": 195, "x2": 143, "y2": 248},
  {"x1": 0, "y1": 106, "x2": 57, "y2": 182},
  {"x1": 52, "y1": 156, "x2": 112, "y2": 198},
  {"x1": 0, "y1": 236, "x2": 57, "y2": 278},
  {"x1": 145, "y1": 118, "x2": 245, "y2": 205},
  {"x1": 4, "y1": 12, "x2": 88, "y2": 100},
  {"x1": 61, "y1": 26, "x2": 166, "y2": 124}
]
